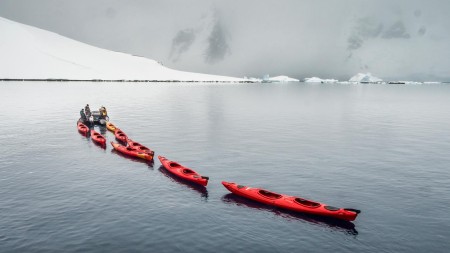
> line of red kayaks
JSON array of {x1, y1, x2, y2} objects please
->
[
  {"x1": 77, "y1": 120, "x2": 360, "y2": 222},
  {"x1": 110, "y1": 127, "x2": 155, "y2": 161}
]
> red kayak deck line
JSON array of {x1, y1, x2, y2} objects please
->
[
  {"x1": 111, "y1": 141, "x2": 153, "y2": 161},
  {"x1": 222, "y1": 181, "x2": 360, "y2": 221},
  {"x1": 90, "y1": 129, "x2": 106, "y2": 146},
  {"x1": 127, "y1": 139, "x2": 154, "y2": 155},
  {"x1": 114, "y1": 128, "x2": 128, "y2": 143},
  {"x1": 77, "y1": 122, "x2": 89, "y2": 135},
  {"x1": 158, "y1": 156, "x2": 209, "y2": 187}
]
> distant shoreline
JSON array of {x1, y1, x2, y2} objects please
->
[
  {"x1": 1, "y1": 79, "x2": 447, "y2": 84},
  {"x1": 0, "y1": 79, "x2": 254, "y2": 83}
]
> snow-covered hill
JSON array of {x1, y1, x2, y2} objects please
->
[{"x1": 0, "y1": 17, "x2": 245, "y2": 82}]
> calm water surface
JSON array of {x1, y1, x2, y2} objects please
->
[{"x1": 0, "y1": 82, "x2": 449, "y2": 252}]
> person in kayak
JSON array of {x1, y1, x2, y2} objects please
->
[{"x1": 84, "y1": 104, "x2": 91, "y2": 117}]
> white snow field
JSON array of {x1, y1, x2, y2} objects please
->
[{"x1": 0, "y1": 17, "x2": 245, "y2": 82}]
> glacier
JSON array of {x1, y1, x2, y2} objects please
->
[{"x1": 0, "y1": 16, "x2": 245, "y2": 82}]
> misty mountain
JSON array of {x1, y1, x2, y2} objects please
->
[
  {"x1": 0, "y1": 0, "x2": 449, "y2": 81},
  {"x1": 0, "y1": 16, "x2": 243, "y2": 81}
]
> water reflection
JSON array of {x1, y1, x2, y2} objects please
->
[
  {"x1": 92, "y1": 140, "x2": 106, "y2": 149},
  {"x1": 222, "y1": 194, "x2": 358, "y2": 235},
  {"x1": 96, "y1": 125, "x2": 108, "y2": 135},
  {"x1": 158, "y1": 166, "x2": 209, "y2": 199}
]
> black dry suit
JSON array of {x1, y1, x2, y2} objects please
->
[
  {"x1": 80, "y1": 109, "x2": 87, "y2": 121},
  {"x1": 85, "y1": 105, "x2": 91, "y2": 117}
]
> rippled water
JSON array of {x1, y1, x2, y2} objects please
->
[{"x1": 1, "y1": 82, "x2": 450, "y2": 252}]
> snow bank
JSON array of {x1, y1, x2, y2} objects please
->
[
  {"x1": 304, "y1": 77, "x2": 338, "y2": 83},
  {"x1": 349, "y1": 73, "x2": 382, "y2": 83},
  {"x1": 0, "y1": 16, "x2": 245, "y2": 82}
]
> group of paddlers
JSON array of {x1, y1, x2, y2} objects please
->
[{"x1": 79, "y1": 104, "x2": 108, "y2": 123}]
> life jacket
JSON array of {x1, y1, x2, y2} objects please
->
[{"x1": 100, "y1": 107, "x2": 107, "y2": 116}]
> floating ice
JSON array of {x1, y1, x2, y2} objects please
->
[
  {"x1": 268, "y1": 76, "x2": 300, "y2": 82},
  {"x1": 349, "y1": 73, "x2": 383, "y2": 83},
  {"x1": 304, "y1": 77, "x2": 338, "y2": 83}
]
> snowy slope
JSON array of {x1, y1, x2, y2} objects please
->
[{"x1": 0, "y1": 17, "x2": 245, "y2": 82}]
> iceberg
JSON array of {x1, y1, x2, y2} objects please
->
[
  {"x1": 349, "y1": 73, "x2": 383, "y2": 83},
  {"x1": 303, "y1": 77, "x2": 338, "y2": 83},
  {"x1": 388, "y1": 81, "x2": 423, "y2": 85},
  {"x1": 389, "y1": 81, "x2": 442, "y2": 85},
  {"x1": 243, "y1": 76, "x2": 263, "y2": 82},
  {"x1": 267, "y1": 75, "x2": 300, "y2": 82},
  {"x1": 0, "y1": 16, "x2": 245, "y2": 82}
]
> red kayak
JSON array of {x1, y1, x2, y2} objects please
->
[
  {"x1": 222, "y1": 181, "x2": 360, "y2": 221},
  {"x1": 127, "y1": 139, "x2": 154, "y2": 155},
  {"x1": 114, "y1": 128, "x2": 128, "y2": 143},
  {"x1": 77, "y1": 121, "x2": 89, "y2": 135},
  {"x1": 111, "y1": 142, "x2": 153, "y2": 161},
  {"x1": 158, "y1": 156, "x2": 209, "y2": 186},
  {"x1": 90, "y1": 129, "x2": 106, "y2": 146}
]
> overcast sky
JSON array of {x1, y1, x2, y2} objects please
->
[{"x1": 0, "y1": 0, "x2": 449, "y2": 81}]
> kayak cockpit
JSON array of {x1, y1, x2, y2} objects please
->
[
  {"x1": 169, "y1": 162, "x2": 181, "y2": 168},
  {"x1": 258, "y1": 190, "x2": 282, "y2": 199},
  {"x1": 324, "y1": 206, "x2": 340, "y2": 211},
  {"x1": 294, "y1": 198, "x2": 321, "y2": 208},
  {"x1": 182, "y1": 169, "x2": 195, "y2": 174},
  {"x1": 93, "y1": 133, "x2": 102, "y2": 138}
]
